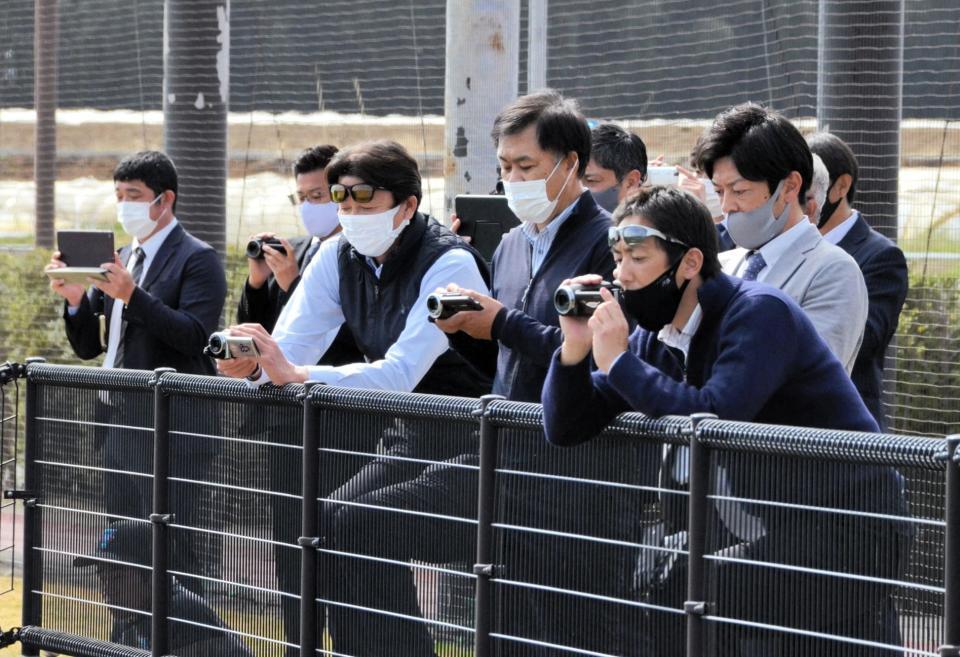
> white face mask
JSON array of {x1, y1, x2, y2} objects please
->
[
  {"x1": 300, "y1": 201, "x2": 340, "y2": 238},
  {"x1": 503, "y1": 156, "x2": 577, "y2": 226},
  {"x1": 338, "y1": 205, "x2": 410, "y2": 257},
  {"x1": 117, "y1": 196, "x2": 163, "y2": 241}
]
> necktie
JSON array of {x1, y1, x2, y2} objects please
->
[
  {"x1": 741, "y1": 250, "x2": 767, "y2": 282},
  {"x1": 303, "y1": 238, "x2": 322, "y2": 269},
  {"x1": 113, "y1": 247, "x2": 145, "y2": 368}
]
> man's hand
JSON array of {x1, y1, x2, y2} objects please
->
[
  {"x1": 46, "y1": 251, "x2": 86, "y2": 307},
  {"x1": 557, "y1": 275, "x2": 602, "y2": 365},
  {"x1": 216, "y1": 351, "x2": 259, "y2": 379},
  {"x1": 433, "y1": 284, "x2": 501, "y2": 340},
  {"x1": 676, "y1": 164, "x2": 707, "y2": 204},
  {"x1": 246, "y1": 232, "x2": 273, "y2": 289},
  {"x1": 93, "y1": 254, "x2": 137, "y2": 305},
  {"x1": 588, "y1": 286, "x2": 630, "y2": 374},
  {"x1": 262, "y1": 236, "x2": 299, "y2": 292},
  {"x1": 228, "y1": 323, "x2": 308, "y2": 385},
  {"x1": 449, "y1": 213, "x2": 472, "y2": 244}
]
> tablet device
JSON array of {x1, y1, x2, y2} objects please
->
[
  {"x1": 45, "y1": 230, "x2": 115, "y2": 284},
  {"x1": 454, "y1": 195, "x2": 520, "y2": 262}
]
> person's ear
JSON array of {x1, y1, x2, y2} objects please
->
[
  {"x1": 832, "y1": 173, "x2": 853, "y2": 202},
  {"x1": 677, "y1": 247, "x2": 703, "y2": 284},
  {"x1": 623, "y1": 169, "x2": 644, "y2": 191},
  {"x1": 783, "y1": 170, "x2": 804, "y2": 205},
  {"x1": 400, "y1": 195, "x2": 418, "y2": 221}
]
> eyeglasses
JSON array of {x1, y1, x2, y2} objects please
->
[
  {"x1": 608, "y1": 225, "x2": 689, "y2": 249},
  {"x1": 329, "y1": 183, "x2": 387, "y2": 204}
]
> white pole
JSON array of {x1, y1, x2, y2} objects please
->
[
  {"x1": 443, "y1": 0, "x2": 520, "y2": 216},
  {"x1": 527, "y1": 0, "x2": 548, "y2": 92}
]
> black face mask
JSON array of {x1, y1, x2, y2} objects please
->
[
  {"x1": 817, "y1": 180, "x2": 842, "y2": 229},
  {"x1": 622, "y1": 256, "x2": 690, "y2": 333}
]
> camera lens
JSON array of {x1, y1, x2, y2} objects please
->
[
  {"x1": 208, "y1": 334, "x2": 227, "y2": 357},
  {"x1": 245, "y1": 239, "x2": 262, "y2": 259},
  {"x1": 554, "y1": 286, "x2": 576, "y2": 315},
  {"x1": 426, "y1": 294, "x2": 443, "y2": 319}
]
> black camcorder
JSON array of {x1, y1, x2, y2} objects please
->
[
  {"x1": 246, "y1": 238, "x2": 286, "y2": 260},
  {"x1": 554, "y1": 281, "x2": 622, "y2": 317},
  {"x1": 204, "y1": 332, "x2": 261, "y2": 359},
  {"x1": 426, "y1": 293, "x2": 484, "y2": 320}
]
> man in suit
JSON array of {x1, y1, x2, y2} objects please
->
[
  {"x1": 694, "y1": 103, "x2": 868, "y2": 373},
  {"x1": 809, "y1": 132, "x2": 909, "y2": 432},
  {"x1": 48, "y1": 150, "x2": 226, "y2": 592}
]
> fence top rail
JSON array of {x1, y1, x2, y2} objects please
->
[
  {"x1": 697, "y1": 418, "x2": 947, "y2": 469},
  {"x1": 156, "y1": 371, "x2": 304, "y2": 405},
  {"x1": 26, "y1": 362, "x2": 155, "y2": 391},
  {"x1": 307, "y1": 384, "x2": 482, "y2": 420},
  {"x1": 483, "y1": 400, "x2": 690, "y2": 443}
]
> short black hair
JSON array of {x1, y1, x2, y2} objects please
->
[
  {"x1": 113, "y1": 151, "x2": 178, "y2": 211},
  {"x1": 807, "y1": 132, "x2": 859, "y2": 204},
  {"x1": 293, "y1": 144, "x2": 339, "y2": 177},
  {"x1": 590, "y1": 123, "x2": 648, "y2": 182},
  {"x1": 326, "y1": 140, "x2": 422, "y2": 208},
  {"x1": 613, "y1": 186, "x2": 721, "y2": 280},
  {"x1": 693, "y1": 102, "x2": 812, "y2": 205},
  {"x1": 491, "y1": 90, "x2": 590, "y2": 176}
]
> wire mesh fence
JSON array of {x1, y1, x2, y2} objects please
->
[
  {"x1": 4, "y1": 364, "x2": 955, "y2": 656},
  {"x1": 0, "y1": 0, "x2": 957, "y2": 437}
]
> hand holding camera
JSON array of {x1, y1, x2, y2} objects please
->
[
  {"x1": 557, "y1": 276, "x2": 630, "y2": 372},
  {"x1": 213, "y1": 324, "x2": 308, "y2": 386},
  {"x1": 430, "y1": 284, "x2": 502, "y2": 340},
  {"x1": 245, "y1": 233, "x2": 299, "y2": 292}
]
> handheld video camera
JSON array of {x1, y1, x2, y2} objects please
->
[
  {"x1": 245, "y1": 238, "x2": 286, "y2": 260},
  {"x1": 426, "y1": 293, "x2": 484, "y2": 320},
  {"x1": 204, "y1": 332, "x2": 261, "y2": 359},
  {"x1": 554, "y1": 281, "x2": 622, "y2": 317}
]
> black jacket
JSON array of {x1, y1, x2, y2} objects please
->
[
  {"x1": 64, "y1": 223, "x2": 226, "y2": 375},
  {"x1": 836, "y1": 214, "x2": 909, "y2": 432}
]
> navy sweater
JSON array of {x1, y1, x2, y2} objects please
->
[
  {"x1": 452, "y1": 191, "x2": 614, "y2": 402},
  {"x1": 543, "y1": 273, "x2": 902, "y2": 515}
]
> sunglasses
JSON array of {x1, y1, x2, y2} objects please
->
[
  {"x1": 608, "y1": 225, "x2": 689, "y2": 249},
  {"x1": 329, "y1": 183, "x2": 387, "y2": 204}
]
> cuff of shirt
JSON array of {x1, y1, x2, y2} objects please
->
[{"x1": 242, "y1": 366, "x2": 270, "y2": 388}]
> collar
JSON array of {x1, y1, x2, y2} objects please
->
[
  {"x1": 132, "y1": 218, "x2": 178, "y2": 261},
  {"x1": 756, "y1": 218, "x2": 812, "y2": 268},
  {"x1": 521, "y1": 195, "x2": 581, "y2": 244},
  {"x1": 822, "y1": 209, "x2": 859, "y2": 246},
  {"x1": 657, "y1": 304, "x2": 703, "y2": 358}
]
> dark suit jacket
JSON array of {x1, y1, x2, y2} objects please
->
[
  {"x1": 236, "y1": 234, "x2": 361, "y2": 366},
  {"x1": 716, "y1": 222, "x2": 736, "y2": 252},
  {"x1": 64, "y1": 223, "x2": 227, "y2": 375},
  {"x1": 837, "y1": 214, "x2": 909, "y2": 432}
]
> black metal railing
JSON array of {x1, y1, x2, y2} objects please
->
[{"x1": 1, "y1": 362, "x2": 956, "y2": 657}]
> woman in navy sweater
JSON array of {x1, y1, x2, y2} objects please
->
[{"x1": 543, "y1": 187, "x2": 908, "y2": 657}]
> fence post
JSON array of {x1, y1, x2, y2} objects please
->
[
  {"x1": 19, "y1": 358, "x2": 45, "y2": 655},
  {"x1": 150, "y1": 367, "x2": 176, "y2": 657},
  {"x1": 942, "y1": 435, "x2": 960, "y2": 656},
  {"x1": 443, "y1": 0, "x2": 519, "y2": 214},
  {"x1": 163, "y1": 0, "x2": 229, "y2": 255},
  {"x1": 33, "y1": 0, "x2": 57, "y2": 249},
  {"x1": 817, "y1": 0, "x2": 904, "y2": 239},
  {"x1": 473, "y1": 394, "x2": 504, "y2": 657},
  {"x1": 299, "y1": 382, "x2": 322, "y2": 657},
  {"x1": 686, "y1": 413, "x2": 717, "y2": 657}
]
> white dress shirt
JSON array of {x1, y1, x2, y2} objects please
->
[
  {"x1": 521, "y1": 196, "x2": 580, "y2": 276},
  {"x1": 735, "y1": 218, "x2": 810, "y2": 282},
  {"x1": 822, "y1": 210, "x2": 859, "y2": 246},
  {"x1": 101, "y1": 219, "x2": 179, "y2": 368},
  {"x1": 254, "y1": 234, "x2": 490, "y2": 391}
]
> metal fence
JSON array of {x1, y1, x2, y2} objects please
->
[{"x1": 0, "y1": 361, "x2": 955, "y2": 657}]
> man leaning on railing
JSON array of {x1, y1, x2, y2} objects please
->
[{"x1": 542, "y1": 187, "x2": 911, "y2": 656}]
